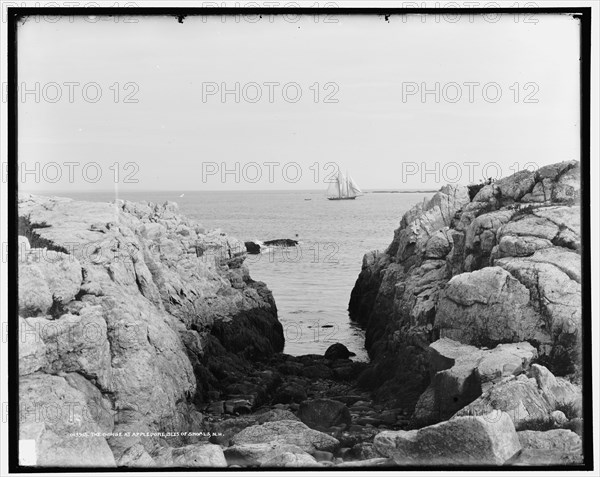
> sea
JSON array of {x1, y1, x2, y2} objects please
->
[{"x1": 62, "y1": 189, "x2": 434, "y2": 361}]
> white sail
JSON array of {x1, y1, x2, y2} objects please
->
[
  {"x1": 340, "y1": 171, "x2": 349, "y2": 197},
  {"x1": 326, "y1": 169, "x2": 361, "y2": 199},
  {"x1": 327, "y1": 170, "x2": 346, "y2": 198},
  {"x1": 347, "y1": 175, "x2": 362, "y2": 197},
  {"x1": 326, "y1": 172, "x2": 341, "y2": 198}
]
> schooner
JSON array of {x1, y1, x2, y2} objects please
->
[{"x1": 326, "y1": 170, "x2": 363, "y2": 200}]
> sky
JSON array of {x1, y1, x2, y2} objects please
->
[{"x1": 15, "y1": 12, "x2": 581, "y2": 192}]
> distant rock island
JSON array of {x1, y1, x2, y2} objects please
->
[
  {"x1": 368, "y1": 189, "x2": 438, "y2": 194},
  {"x1": 17, "y1": 160, "x2": 584, "y2": 468}
]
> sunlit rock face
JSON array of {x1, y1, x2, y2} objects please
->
[
  {"x1": 349, "y1": 161, "x2": 581, "y2": 412},
  {"x1": 17, "y1": 194, "x2": 283, "y2": 467}
]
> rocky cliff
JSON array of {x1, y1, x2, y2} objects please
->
[
  {"x1": 349, "y1": 160, "x2": 582, "y2": 418},
  {"x1": 16, "y1": 159, "x2": 586, "y2": 469},
  {"x1": 18, "y1": 194, "x2": 283, "y2": 466}
]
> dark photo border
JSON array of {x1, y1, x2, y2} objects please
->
[{"x1": 6, "y1": 5, "x2": 593, "y2": 473}]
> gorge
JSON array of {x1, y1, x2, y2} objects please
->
[{"x1": 17, "y1": 160, "x2": 585, "y2": 468}]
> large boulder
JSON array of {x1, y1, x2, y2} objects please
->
[
  {"x1": 231, "y1": 420, "x2": 339, "y2": 453},
  {"x1": 454, "y1": 365, "x2": 580, "y2": 430},
  {"x1": 411, "y1": 339, "x2": 537, "y2": 426},
  {"x1": 224, "y1": 443, "x2": 308, "y2": 466},
  {"x1": 510, "y1": 429, "x2": 583, "y2": 465},
  {"x1": 374, "y1": 411, "x2": 521, "y2": 465},
  {"x1": 154, "y1": 444, "x2": 227, "y2": 467},
  {"x1": 298, "y1": 399, "x2": 352, "y2": 430},
  {"x1": 435, "y1": 267, "x2": 544, "y2": 346},
  {"x1": 518, "y1": 429, "x2": 581, "y2": 452}
]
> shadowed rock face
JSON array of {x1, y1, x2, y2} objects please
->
[
  {"x1": 17, "y1": 194, "x2": 283, "y2": 467},
  {"x1": 349, "y1": 161, "x2": 581, "y2": 412}
]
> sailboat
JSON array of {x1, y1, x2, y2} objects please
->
[{"x1": 326, "y1": 170, "x2": 363, "y2": 200}]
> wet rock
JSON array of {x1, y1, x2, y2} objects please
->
[
  {"x1": 273, "y1": 382, "x2": 307, "y2": 404},
  {"x1": 224, "y1": 399, "x2": 252, "y2": 415},
  {"x1": 375, "y1": 411, "x2": 520, "y2": 465},
  {"x1": 244, "y1": 241, "x2": 261, "y2": 254},
  {"x1": 338, "y1": 427, "x2": 379, "y2": 448},
  {"x1": 206, "y1": 401, "x2": 224, "y2": 415},
  {"x1": 263, "y1": 239, "x2": 299, "y2": 247},
  {"x1": 302, "y1": 364, "x2": 334, "y2": 380},
  {"x1": 255, "y1": 408, "x2": 299, "y2": 424},
  {"x1": 298, "y1": 399, "x2": 352, "y2": 430},
  {"x1": 351, "y1": 442, "x2": 383, "y2": 460},
  {"x1": 324, "y1": 343, "x2": 355, "y2": 360},
  {"x1": 330, "y1": 394, "x2": 365, "y2": 406}
]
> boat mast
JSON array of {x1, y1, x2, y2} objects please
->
[{"x1": 346, "y1": 170, "x2": 350, "y2": 198}]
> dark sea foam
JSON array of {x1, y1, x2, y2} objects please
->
[{"x1": 63, "y1": 189, "x2": 433, "y2": 361}]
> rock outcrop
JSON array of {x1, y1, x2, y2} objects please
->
[
  {"x1": 18, "y1": 194, "x2": 283, "y2": 467},
  {"x1": 410, "y1": 339, "x2": 537, "y2": 427},
  {"x1": 349, "y1": 161, "x2": 582, "y2": 415},
  {"x1": 231, "y1": 420, "x2": 340, "y2": 453},
  {"x1": 374, "y1": 411, "x2": 521, "y2": 465}
]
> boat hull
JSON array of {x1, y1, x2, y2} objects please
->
[{"x1": 327, "y1": 197, "x2": 357, "y2": 200}]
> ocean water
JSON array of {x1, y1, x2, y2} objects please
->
[{"x1": 61, "y1": 189, "x2": 433, "y2": 361}]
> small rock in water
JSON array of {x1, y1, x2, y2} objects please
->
[
  {"x1": 244, "y1": 241, "x2": 261, "y2": 254},
  {"x1": 324, "y1": 343, "x2": 356, "y2": 360},
  {"x1": 263, "y1": 238, "x2": 299, "y2": 247}
]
